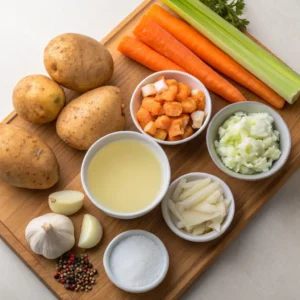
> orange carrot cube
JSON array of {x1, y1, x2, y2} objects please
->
[
  {"x1": 182, "y1": 125, "x2": 194, "y2": 139},
  {"x1": 192, "y1": 90, "x2": 206, "y2": 111},
  {"x1": 163, "y1": 102, "x2": 182, "y2": 117},
  {"x1": 142, "y1": 97, "x2": 164, "y2": 116},
  {"x1": 176, "y1": 82, "x2": 191, "y2": 102},
  {"x1": 181, "y1": 114, "x2": 190, "y2": 128},
  {"x1": 166, "y1": 79, "x2": 177, "y2": 86},
  {"x1": 144, "y1": 121, "x2": 157, "y2": 136},
  {"x1": 168, "y1": 135, "x2": 182, "y2": 141},
  {"x1": 155, "y1": 115, "x2": 172, "y2": 130},
  {"x1": 136, "y1": 107, "x2": 153, "y2": 129},
  {"x1": 169, "y1": 118, "x2": 184, "y2": 138},
  {"x1": 156, "y1": 85, "x2": 177, "y2": 102},
  {"x1": 154, "y1": 129, "x2": 168, "y2": 140},
  {"x1": 181, "y1": 98, "x2": 197, "y2": 113}
]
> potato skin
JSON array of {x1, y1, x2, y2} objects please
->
[
  {"x1": 0, "y1": 124, "x2": 59, "y2": 189},
  {"x1": 56, "y1": 86, "x2": 125, "y2": 150},
  {"x1": 13, "y1": 75, "x2": 66, "y2": 123},
  {"x1": 44, "y1": 33, "x2": 114, "y2": 92}
]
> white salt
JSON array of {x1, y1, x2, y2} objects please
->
[{"x1": 110, "y1": 235, "x2": 163, "y2": 288}]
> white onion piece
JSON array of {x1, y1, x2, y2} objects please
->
[
  {"x1": 191, "y1": 110, "x2": 205, "y2": 129},
  {"x1": 154, "y1": 79, "x2": 168, "y2": 93},
  {"x1": 141, "y1": 83, "x2": 156, "y2": 97}
]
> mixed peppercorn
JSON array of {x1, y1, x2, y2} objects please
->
[{"x1": 54, "y1": 252, "x2": 98, "y2": 292}]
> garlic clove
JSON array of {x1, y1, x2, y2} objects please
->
[
  {"x1": 78, "y1": 214, "x2": 103, "y2": 249},
  {"x1": 48, "y1": 190, "x2": 84, "y2": 216}
]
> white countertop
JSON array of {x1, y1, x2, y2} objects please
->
[{"x1": 0, "y1": 1, "x2": 299, "y2": 299}]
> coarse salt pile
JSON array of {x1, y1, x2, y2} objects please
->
[{"x1": 110, "y1": 235, "x2": 163, "y2": 288}]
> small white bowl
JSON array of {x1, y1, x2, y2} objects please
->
[
  {"x1": 103, "y1": 230, "x2": 169, "y2": 293},
  {"x1": 161, "y1": 173, "x2": 235, "y2": 242},
  {"x1": 81, "y1": 131, "x2": 171, "y2": 219},
  {"x1": 206, "y1": 102, "x2": 291, "y2": 181},
  {"x1": 130, "y1": 70, "x2": 212, "y2": 145}
]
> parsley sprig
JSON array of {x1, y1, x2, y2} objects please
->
[{"x1": 200, "y1": 0, "x2": 249, "y2": 31}]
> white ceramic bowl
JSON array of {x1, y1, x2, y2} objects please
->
[
  {"x1": 81, "y1": 131, "x2": 171, "y2": 219},
  {"x1": 130, "y1": 70, "x2": 212, "y2": 145},
  {"x1": 161, "y1": 173, "x2": 235, "y2": 242},
  {"x1": 103, "y1": 230, "x2": 169, "y2": 293},
  {"x1": 206, "y1": 102, "x2": 291, "y2": 181}
]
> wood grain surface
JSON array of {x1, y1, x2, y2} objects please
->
[{"x1": 0, "y1": 0, "x2": 299, "y2": 299}]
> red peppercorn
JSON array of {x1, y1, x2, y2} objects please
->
[
  {"x1": 60, "y1": 279, "x2": 66, "y2": 284},
  {"x1": 54, "y1": 273, "x2": 60, "y2": 279},
  {"x1": 66, "y1": 268, "x2": 70, "y2": 272},
  {"x1": 71, "y1": 284, "x2": 76, "y2": 290}
]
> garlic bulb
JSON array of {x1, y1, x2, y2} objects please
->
[{"x1": 25, "y1": 213, "x2": 75, "y2": 259}]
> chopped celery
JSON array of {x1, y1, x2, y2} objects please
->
[{"x1": 162, "y1": 0, "x2": 300, "y2": 103}]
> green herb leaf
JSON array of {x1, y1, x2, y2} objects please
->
[{"x1": 199, "y1": 0, "x2": 249, "y2": 31}]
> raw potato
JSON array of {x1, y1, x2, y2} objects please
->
[
  {"x1": 48, "y1": 190, "x2": 84, "y2": 215},
  {"x1": 13, "y1": 75, "x2": 66, "y2": 123},
  {"x1": 78, "y1": 214, "x2": 103, "y2": 249},
  {"x1": 44, "y1": 33, "x2": 114, "y2": 92},
  {"x1": 0, "y1": 124, "x2": 59, "y2": 189},
  {"x1": 56, "y1": 86, "x2": 125, "y2": 150}
]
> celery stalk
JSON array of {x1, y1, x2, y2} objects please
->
[
  {"x1": 186, "y1": 0, "x2": 300, "y2": 86},
  {"x1": 162, "y1": 0, "x2": 300, "y2": 103}
]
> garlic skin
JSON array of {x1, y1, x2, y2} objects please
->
[{"x1": 25, "y1": 213, "x2": 75, "y2": 259}]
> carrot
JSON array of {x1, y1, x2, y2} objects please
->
[
  {"x1": 146, "y1": 4, "x2": 285, "y2": 109},
  {"x1": 134, "y1": 16, "x2": 245, "y2": 103},
  {"x1": 117, "y1": 36, "x2": 184, "y2": 72}
]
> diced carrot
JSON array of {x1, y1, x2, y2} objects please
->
[
  {"x1": 166, "y1": 79, "x2": 177, "y2": 86},
  {"x1": 181, "y1": 98, "x2": 197, "y2": 113},
  {"x1": 156, "y1": 85, "x2": 177, "y2": 102},
  {"x1": 192, "y1": 90, "x2": 206, "y2": 111},
  {"x1": 181, "y1": 114, "x2": 190, "y2": 128},
  {"x1": 176, "y1": 82, "x2": 191, "y2": 102},
  {"x1": 182, "y1": 125, "x2": 194, "y2": 139},
  {"x1": 136, "y1": 107, "x2": 153, "y2": 128},
  {"x1": 169, "y1": 118, "x2": 184, "y2": 138},
  {"x1": 154, "y1": 129, "x2": 168, "y2": 140},
  {"x1": 144, "y1": 121, "x2": 157, "y2": 136},
  {"x1": 155, "y1": 115, "x2": 172, "y2": 130},
  {"x1": 163, "y1": 102, "x2": 182, "y2": 117},
  {"x1": 142, "y1": 97, "x2": 164, "y2": 116},
  {"x1": 168, "y1": 135, "x2": 182, "y2": 141}
]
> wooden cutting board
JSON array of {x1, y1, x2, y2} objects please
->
[{"x1": 1, "y1": 0, "x2": 299, "y2": 299}]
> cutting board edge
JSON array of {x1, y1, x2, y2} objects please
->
[{"x1": 0, "y1": 0, "x2": 299, "y2": 299}]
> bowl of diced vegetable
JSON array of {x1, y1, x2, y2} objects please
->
[
  {"x1": 130, "y1": 70, "x2": 212, "y2": 145},
  {"x1": 161, "y1": 172, "x2": 235, "y2": 242},
  {"x1": 206, "y1": 102, "x2": 291, "y2": 181}
]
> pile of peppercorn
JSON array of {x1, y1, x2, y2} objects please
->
[{"x1": 54, "y1": 252, "x2": 98, "y2": 292}]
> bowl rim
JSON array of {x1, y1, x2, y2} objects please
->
[
  {"x1": 81, "y1": 131, "x2": 171, "y2": 219},
  {"x1": 103, "y1": 230, "x2": 169, "y2": 293},
  {"x1": 161, "y1": 172, "x2": 235, "y2": 242},
  {"x1": 206, "y1": 101, "x2": 292, "y2": 181},
  {"x1": 130, "y1": 70, "x2": 212, "y2": 145}
]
